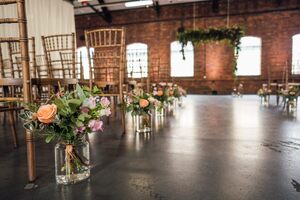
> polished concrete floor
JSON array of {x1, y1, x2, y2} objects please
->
[{"x1": 1, "y1": 95, "x2": 300, "y2": 200}]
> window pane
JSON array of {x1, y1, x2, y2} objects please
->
[
  {"x1": 170, "y1": 41, "x2": 194, "y2": 77},
  {"x1": 77, "y1": 47, "x2": 94, "y2": 79},
  {"x1": 292, "y1": 34, "x2": 300, "y2": 75},
  {"x1": 126, "y1": 43, "x2": 148, "y2": 78},
  {"x1": 236, "y1": 36, "x2": 261, "y2": 76}
]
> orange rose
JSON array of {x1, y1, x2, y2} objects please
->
[
  {"x1": 157, "y1": 90, "x2": 163, "y2": 96},
  {"x1": 169, "y1": 91, "x2": 174, "y2": 96},
  {"x1": 37, "y1": 104, "x2": 57, "y2": 124},
  {"x1": 139, "y1": 99, "x2": 149, "y2": 108}
]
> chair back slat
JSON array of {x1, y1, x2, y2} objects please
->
[
  {"x1": 41, "y1": 33, "x2": 76, "y2": 78},
  {"x1": 85, "y1": 28, "x2": 125, "y2": 91},
  {"x1": 35, "y1": 54, "x2": 49, "y2": 78},
  {"x1": 60, "y1": 51, "x2": 82, "y2": 79}
]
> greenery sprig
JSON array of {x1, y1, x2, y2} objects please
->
[{"x1": 177, "y1": 26, "x2": 245, "y2": 75}]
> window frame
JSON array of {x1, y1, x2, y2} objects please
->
[
  {"x1": 170, "y1": 41, "x2": 195, "y2": 78},
  {"x1": 126, "y1": 42, "x2": 149, "y2": 79},
  {"x1": 291, "y1": 33, "x2": 300, "y2": 76},
  {"x1": 77, "y1": 46, "x2": 94, "y2": 79},
  {"x1": 236, "y1": 36, "x2": 262, "y2": 77}
]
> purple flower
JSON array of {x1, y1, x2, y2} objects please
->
[
  {"x1": 88, "y1": 120, "x2": 103, "y2": 132},
  {"x1": 100, "y1": 97, "x2": 110, "y2": 107},
  {"x1": 81, "y1": 107, "x2": 90, "y2": 113},
  {"x1": 75, "y1": 126, "x2": 86, "y2": 134}
]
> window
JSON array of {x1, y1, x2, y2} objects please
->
[
  {"x1": 126, "y1": 43, "x2": 148, "y2": 78},
  {"x1": 236, "y1": 36, "x2": 262, "y2": 76},
  {"x1": 170, "y1": 41, "x2": 194, "y2": 77},
  {"x1": 292, "y1": 34, "x2": 300, "y2": 75},
  {"x1": 77, "y1": 46, "x2": 94, "y2": 79}
]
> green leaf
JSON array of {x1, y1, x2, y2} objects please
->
[
  {"x1": 78, "y1": 113, "x2": 91, "y2": 121},
  {"x1": 68, "y1": 99, "x2": 82, "y2": 112},
  {"x1": 92, "y1": 86, "x2": 102, "y2": 94},
  {"x1": 45, "y1": 134, "x2": 55, "y2": 143},
  {"x1": 76, "y1": 84, "x2": 86, "y2": 101},
  {"x1": 54, "y1": 99, "x2": 65, "y2": 111}
]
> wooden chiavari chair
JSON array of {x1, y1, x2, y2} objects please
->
[
  {"x1": 41, "y1": 33, "x2": 76, "y2": 79},
  {"x1": 60, "y1": 51, "x2": 83, "y2": 80},
  {"x1": 85, "y1": 28, "x2": 126, "y2": 134},
  {"x1": 9, "y1": 37, "x2": 37, "y2": 78},
  {"x1": 0, "y1": 0, "x2": 35, "y2": 182}
]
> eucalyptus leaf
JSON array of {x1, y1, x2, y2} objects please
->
[{"x1": 76, "y1": 84, "x2": 86, "y2": 101}]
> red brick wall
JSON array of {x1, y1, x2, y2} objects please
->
[{"x1": 75, "y1": 0, "x2": 300, "y2": 94}]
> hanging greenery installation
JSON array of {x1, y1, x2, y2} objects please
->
[{"x1": 177, "y1": 26, "x2": 245, "y2": 75}]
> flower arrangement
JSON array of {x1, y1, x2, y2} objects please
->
[
  {"x1": 152, "y1": 86, "x2": 169, "y2": 111},
  {"x1": 281, "y1": 86, "x2": 299, "y2": 101},
  {"x1": 20, "y1": 85, "x2": 111, "y2": 144},
  {"x1": 257, "y1": 88, "x2": 271, "y2": 97},
  {"x1": 173, "y1": 85, "x2": 187, "y2": 98},
  {"x1": 125, "y1": 88, "x2": 158, "y2": 116},
  {"x1": 20, "y1": 84, "x2": 111, "y2": 184},
  {"x1": 177, "y1": 26, "x2": 244, "y2": 75}
]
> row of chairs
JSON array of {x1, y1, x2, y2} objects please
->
[
  {"x1": 0, "y1": 0, "x2": 172, "y2": 183},
  {"x1": 0, "y1": 34, "x2": 83, "y2": 80}
]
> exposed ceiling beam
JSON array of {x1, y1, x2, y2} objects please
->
[
  {"x1": 86, "y1": 1, "x2": 112, "y2": 23},
  {"x1": 153, "y1": 0, "x2": 160, "y2": 16},
  {"x1": 212, "y1": 0, "x2": 219, "y2": 13},
  {"x1": 98, "y1": 0, "x2": 112, "y2": 23},
  {"x1": 276, "y1": 0, "x2": 282, "y2": 6},
  {"x1": 74, "y1": 0, "x2": 141, "y2": 9}
]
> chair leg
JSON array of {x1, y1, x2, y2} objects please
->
[
  {"x1": 121, "y1": 108, "x2": 126, "y2": 135},
  {"x1": 3, "y1": 112, "x2": 6, "y2": 126},
  {"x1": 8, "y1": 109, "x2": 19, "y2": 148}
]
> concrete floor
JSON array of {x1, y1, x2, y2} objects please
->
[{"x1": 1, "y1": 95, "x2": 300, "y2": 200}]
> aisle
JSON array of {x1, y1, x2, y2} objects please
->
[{"x1": 1, "y1": 95, "x2": 300, "y2": 200}]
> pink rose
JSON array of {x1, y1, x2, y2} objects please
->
[
  {"x1": 81, "y1": 107, "x2": 90, "y2": 113},
  {"x1": 88, "y1": 120, "x2": 103, "y2": 132},
  {"x1": 100, "y1": 97, "x2": 110, "y2": 107}
]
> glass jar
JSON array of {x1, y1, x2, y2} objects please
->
[
  {"x1": 155, "y1": 106, "x2": 166, "y2": 117},
  {"x1": 134, "y1": 112, "x2": 152, "y2": 133},
  {"x1": 177, "y1": 97, "x2": 183, "y2": 107},
  {"x1": 261, "y1": 95, "x2": 269, "y2": 106},
  {"x1": 55, "y1": 140, "x2": 90, "y2": 185},
  {"x1": 287, "y1": 98, "x2": 297, "y2": 112}
]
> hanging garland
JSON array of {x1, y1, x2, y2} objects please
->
[{"x1": 177, "y1": 26, "x2": 245, "y2": 75}]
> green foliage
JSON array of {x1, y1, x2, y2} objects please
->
[
  {"x1": 177, "y1": 26, "x2": 245, "y2": 76},
  {"x1": 125, "y1": 89, "x2": 155, "y2": 116},
  {"x1": 19, "y1": 84, "x2": 111, "y2": 145}
]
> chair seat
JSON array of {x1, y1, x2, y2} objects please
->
[{"x1": 94, "y1": 81, "x2": 119, "y2": 87}]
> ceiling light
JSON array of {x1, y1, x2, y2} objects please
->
[
  {"x1": 78, "y1": 0, "x2": 92, "y2": 6},
  {"x1": 125, "y1": 0, "x2": 153, "y2": 8}
]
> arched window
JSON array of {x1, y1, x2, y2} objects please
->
[
  {"x1": 292, "y1": 34, "x2": 300, "y2": 74},
  {"x1": 77, "y1": 46, "x2": 94, "y2": 79},
  {"x1": 126, "y1": 43, "x2": 148, "y2": 78},
  {"x1": 170, "y1": 41, "x2": 194, "y2": 77},
  {"x1": 236, "y1": 36, "x2": 262, "y2": 76}
]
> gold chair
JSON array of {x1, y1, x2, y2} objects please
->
[
  {"x1": 9, "y1": 37, "x2": 37, "y2": 78},
  {"x1": 85, "y1": 28, "x2": 126, "y2": 134},
  {"x1": 60, "y1": 51, "x2": 83, "y2": 80},
  {"x1": 41, "y1": 33, "x2": 76, "y2": 78},
  {"x1": 0, "y1": 0, "x2": 35, "y2": 182}
]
